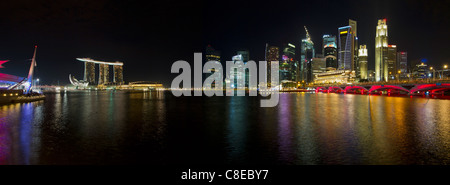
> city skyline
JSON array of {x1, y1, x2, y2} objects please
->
[{"x1": 0, "y1": 0, "x2": 449, "y2": 87}]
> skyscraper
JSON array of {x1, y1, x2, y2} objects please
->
[
  {"x1": 205, "y1": 45, "x2": 221, "y2": 63},
  {"x1": 387, "y1": 45, "x2": 397, "y2": 80},
  {"x1": 349, "y1": 19, "x2": 359, "y2": 75},
  {"x1": 311, "y1": 57, "x2": 326, "y2": 78},
  {"x1": 280, "y1": 43, "x2": 296, "y2": 82},
  {"x1": 229, "y1": 54, "x2": 246, "y2": 89},
  {"x1": 358, "y1": 45, "x2": 368, "y2": 80},
  {"x1": 77, "y1": 58, "x2": 123, "y2": 86},
  {"x1": 265, "y1": 44, "x2": 279, "y2": 87},
  {"x1": 204, "y1": 45, "x2": 221, "y2": 87},
  {"x1": 84, "y1": 61, "x2": 96, "y2": 84},
  {"x1": 237, "y1": 50, "x2": 249, "y2": 63},
  {"x1": 301, "y1": 26, "x2": 315, "y2": 83},
  {"x1": 375, "y1": 19, "x2": 389, "y2": 82},
  {"x1": 322, "y1": 35, "x2": 337, "y2": 70},
  {"x1": 397, "y1": 51, "x2": 408, "y2": 74},
  {"x1": 338, "y1": 26, "x2": 353, "y2": 71},
  {"x1": 113, "y1": 65, "x2": 124, "y2": 84}
]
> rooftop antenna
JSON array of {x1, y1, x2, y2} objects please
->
[{"x1": 304, "y1": 26, "x2": 311, "y2": 40}]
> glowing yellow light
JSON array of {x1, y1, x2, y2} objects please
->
[
  {"x1": 340, "y1": 31, "x2": 348, "y2": 34},
  {"x1": 444, "y1": 65, "x2": 448, "y2": 69},
  {"x1": 430, "y1": 67, "x2": 433, "y2": 70}
]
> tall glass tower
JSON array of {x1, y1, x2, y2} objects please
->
[
  {"x1": 397, "y1": 52, "x2": 408, "y2": 74},
  {"x1": 301, "y1": 26, "x2": 315, "y2": 83},
  {"x1": 265, "y1": 44, "x2": 279, "y2": 87},
  {"x1": 375, "y1": 19, "x2": 388, "y2": 82},
  {"x1": 322, "y1": 35, "x2": 337, "y2": 70},
  {"x1": 281, "y1": 43, "x2": 296, "y2": 82},
  {"x1": 338, "y1": 26, "x2": 353, "y2": 71},
  {"x1": 387, "y1": 45, "x2": 397, "y2": 80}
]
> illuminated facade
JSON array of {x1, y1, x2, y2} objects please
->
[
  {"x1": 77, "y1": 58, "x2": 124, "y2": 85},
  {"x1": 397, "y1": 52, "x2": 408, "y2": 74},
  {"x1": 358, "y1": 45, "x2": 368, "y2": 80},
  {"x1": 205, "y1": 45, "x2": 221, "y2": 63},
  {"x1": 313, "y1": 70, "x2": 355, "y2": 84},
  {"x1": 280, "y1": 43, "x2": 296, "y2": 82},
  {"x1": 301, "y1": 26, "x2": 315, "y2": 83},
  {"x1": 349, "y1": 19, "x2": 358, "y2": 75},
  {"x1": 228, "y1": 54, "x2": 246, "y2": 89},
  {"x1": 113, "y1": 65, "x2": 124, "y2": 84},
  {"x1": 323, "y1": 35, "x2": 337, "y2": 70},
  {"x1": 375, "y1": 19, "x2": 389, "y2": 82},
  {"x1": 265, "y1": 44, "x2": 279, "y2": 87},
  {"x1": 84, "y1": 62, "x2": 96, "y2": 84},
  {"x1": 311, "y1": 57, "x2": 326, "y2": 79},
  {"x1": 338, "y1": 26, "x2": 354, "y2": 71},
  {"x1": 99, "y1": 64, "x2": 109, "y2": 85},
  {"x1": 204, "y1": 45, "x2": 221, "y2": 87},
  {"x1": 387, "y1": 45, "x2": 397, "y2": 80},
  {"x1": 237, "y1": 50, "x2": 249, "y2": 63}
]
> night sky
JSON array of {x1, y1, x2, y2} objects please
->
[{"x1": 0, "y1": 0, "x2": 449, "y2": 86}]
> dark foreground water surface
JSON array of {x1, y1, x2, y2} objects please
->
[{"x1": 0, "y1": 91, "x2": 449, "y2": 165}]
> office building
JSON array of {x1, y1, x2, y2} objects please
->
[
  {"x1": 301, "y1": 26, "x2": 315, "y2": 83},
  {"x1": 358, "y1": 45, "x2": 368, "y2": 80},
  {"x1": 265, "y1": 44, "x2": 279, "y2": 87},
  {"x1": 387, "y1": 45, "x2": 397, "y2": 80},
  {"x1": 322, "y1": 35, "x2": 337, "y2": 70},
  {"x1": 375, "y1": 19, "x2": 389, "y2": 82}
]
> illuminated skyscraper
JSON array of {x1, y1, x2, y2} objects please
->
[
  {"x1": 99, "y1": 64, "x2": 109, "y2": 85},
  {"x1": 280, "y1": 43, "x2": 296, "y2": 82},
  {"x1": 205, "y1": 45, "x2": 221, "y2": 87},
  {"x1": 77, "y1": 58, "x2": 123, "y2": 85},
  {"x1": 205, "y1": 45, "x2": 221, "y2": 63},
  {"x1": 358, "y1": 45, "x2": 368, "y2": 80},
  {"x1": 375, "y1": 19, "x2": 389, "y2": 82},
  {"x1": 338, "y1": 25, "x2": 354, "y2": 71},
  {"x1": 237, "y1": 50, "x2": 249, "y2": 63},
  {"x1": 397, "y1": 51, "x2": 407, "y2": 74},
  {"x1": 337, "y1": 19, "x2": 358, "y2": 73},
  {"x1": 113, "y1": 65, "x2": 124, "y2": 84},
  {"x1": 84, "y1": 61, "x2": 96, "y2": 84},
  {"x1": 349, "y1": 19, "x2": 359, "y2": 74},
  {"x1": 387, "y1": 45, "x2": 397, "y2": 80},
  {"x1": 322, "y1": 35, "x2": 337, "y2": 70},
  {"x1": 301, "y1": 26, "x2": 315, "y2": 83},
  {"x1": 265, "y1": 44, "x2": 279, "y2": 87},
  {"x1": 311, "y1": 57, "x2": 326, "y2": 78}
]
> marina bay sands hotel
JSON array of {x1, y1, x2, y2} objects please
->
[{"x1": 77, "y1": 58, "x2": 124, "y2": 85}]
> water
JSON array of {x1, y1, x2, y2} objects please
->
[{"x1": 0, "y1": 91, "x2": 449, "y2": 165}]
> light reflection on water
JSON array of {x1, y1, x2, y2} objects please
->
[{"x1": 0, "y1": 91, "x2": 449, "y2": 164}]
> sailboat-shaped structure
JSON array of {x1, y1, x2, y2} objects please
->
[
  {"x1": 0, "y1": 46, "x2": 45, "y2": 104},
  {"x1": 24, "y1": 45, "x2": 38, "y2": 94}
]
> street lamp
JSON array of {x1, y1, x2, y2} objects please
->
[
  {"x1": 429, "y1": 67, "x2": 435, "y2": 81},
  {"x1": 443, "y1": 65, "x2": 448, "y2": 80}
]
